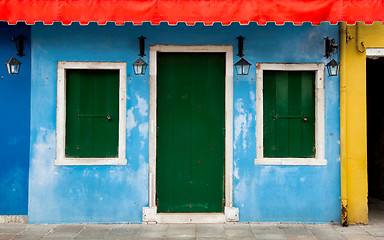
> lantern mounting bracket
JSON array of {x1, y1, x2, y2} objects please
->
[
  {"x1": 12, "y1": 35, "x2": 25, "y2": 57},
  {"x1": 325, "y1": 37, "x2": 338, "y2": 58},
  {"x1": 139, "y1": 36, "x2": 146, "y2": 57},
  {"x1": 237, "y1": 36, "x2": 245, "y2": 58}
]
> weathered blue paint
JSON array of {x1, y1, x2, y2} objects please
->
[
  {"x1": 0, "y1": 23, "x2": 31, "y2": 215},
  {"x1": 29, "y1": 22, "x2": 340, "y2": 223}
]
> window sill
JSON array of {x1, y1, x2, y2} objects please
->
[
  {"x1": 254, "y1": 158, "x2": 327, "y2": 166},
  {"x1": 55, "y1": 157, "x2": 127, "y2": 166}
]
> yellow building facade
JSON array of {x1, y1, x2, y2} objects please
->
[{"x1": 340, "y1": 22, "x2": 384, "y2": 225}]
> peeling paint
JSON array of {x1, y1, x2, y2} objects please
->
[
  {"x1": 30, "y1": 128, "x2": 56, "y2": 186},
  {"x1": 139, "y1": 122, "x2": 149, "y2": 139},
  {"x1": 136, "y1": 95, "x2": 148, "y2": 117},
  {"x1": 126, "y1": 108, "x2": 137, "y2": 137},
  {"x1": 234, "y1": 99, "x2": 252, "y2": 150}
]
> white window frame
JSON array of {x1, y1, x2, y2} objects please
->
[
  {"x1": 55, "y1": 61, "x2": 127, "y2": 166},
  {"x1": 255, "y1": 63, "x2": 327, "y2": 166}
]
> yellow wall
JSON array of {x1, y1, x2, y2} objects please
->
[{"x1": 341, "y1": 22, "x2": 384, "y2": 224}]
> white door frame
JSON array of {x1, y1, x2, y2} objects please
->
[{"x1": 143, "y1": 45, "x2": 239, "y2": 223}]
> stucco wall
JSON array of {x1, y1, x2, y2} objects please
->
[
  {"x1": 0, "y1": 23, "x2": 31, "y2": 216},
  {"x1": 29, "y1": 22, "x2": 340, "y2": 223}
]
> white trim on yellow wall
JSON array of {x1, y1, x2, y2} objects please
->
[{"x1": 366, "y1": 48, "x2": 384, "y2": 57}]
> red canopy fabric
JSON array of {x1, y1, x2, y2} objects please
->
[{"x1": 1, "y1": 0, "x2": 383, "y2": 25}]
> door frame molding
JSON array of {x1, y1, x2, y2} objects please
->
[{"x1": 143, "y1": 45, "x2": 238, "y2": 223}]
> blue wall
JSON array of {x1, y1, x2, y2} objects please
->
[
  {"x1": 0, "y1": 23, "x2": 31, "y2": 215},
  {"x1": 29, "y1": 22, "x2": 340, "y2": 223}
]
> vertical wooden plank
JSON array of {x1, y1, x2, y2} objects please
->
[
  {"x1": 157, "y1": 53, "x2": 176, "y2": 212},
  {"x1": 275, "y1": 71, "x2": 289, "y2": 157},
  {"x1": 172, "y1": 54, "x2": 192, "y2": 212},
  {"x1": 78, "y1": 71, "x2": 94, "y2": 157},
  {"x1": 301, "y1": 71, "x2": 315, "y2": 157},
  {"x1": 190, "y1": 53, "x2": 225, "y2": 212},
  {"x1": 263, "y1": 71, "x2": 277, "y2": 157},
  {"x1": 65, "y1": 70, "x2": 80, "y2": 157},
  {"x1": 288, "y1": 72, "x2": 302, "y2": 157},
  {"x1": 190, "y1": 54, "x2": 205, "y2": 212},
  {"x1": 65, "y1": 70, "x2": 93, "y2": 158},
  {"x1": 92, "y1": 70, "x2": 119, "y2": 157}
]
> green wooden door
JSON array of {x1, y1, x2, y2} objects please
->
[
  {"x1": 263, "y1": 71, "x2": 315, "y2": 158},
  {"x1": 157, "y1": 53, "x2": 225, "y2": 213},
  {"x1": 65, "y1": 69, "x2": 119, "y2": 158}
]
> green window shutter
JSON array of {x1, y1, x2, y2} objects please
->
[
  {"x1": 65, "y1": 70, "x2": 119, "y2": 158},
  {"x1": 263, "y1": 71, "x2": 315, "y2": 158}
]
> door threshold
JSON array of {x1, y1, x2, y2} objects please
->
[
  {"x1": 143, "y1": 206, "x2": 239, "y2": 223},
  {"x1": 156, "y1": 213, "x2": 226, "y2": 224}
]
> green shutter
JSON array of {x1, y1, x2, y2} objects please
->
[
  {"x1": 263, "y1": 71, "x2": 315, "y2": 158},
  {"x1": 65, "y1": 70, "x2": 119, "y2": 158}
]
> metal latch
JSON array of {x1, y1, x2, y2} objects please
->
[
  {"x1": 272, "y1": 114, "x2": 308, "y2": 122},
  {"x1": 78, "y1": 114, "x2": 112, "y2": 120}
]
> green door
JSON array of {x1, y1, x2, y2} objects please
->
[{"x1": 157, "y1": 53, "x2": 225, "y2": 213}]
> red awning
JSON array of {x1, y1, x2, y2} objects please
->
[{"x1": 1, "y1": 0, "x2": 383, "y2": 25}]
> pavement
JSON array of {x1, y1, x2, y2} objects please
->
[
  {"x1": 1, "y1": 197, "x2": 384, "y2": 240},
  {"x1": 1, "y1": 222, "x2": 384, "y2": 240}
]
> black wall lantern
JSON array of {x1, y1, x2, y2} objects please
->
[
  {"x1": 5, "y1": 57, "x2": 22, "y2": 75},
  {"x1": 326, "y1": 59, "x2": 340, "y2": 77},
  {"x1": 132, "y1": 36, "x2": 148, "y2": 75},
  {"x1": 325, "y1": 37, "x2": 340, "y2": 76},
  {"x1": 234, "y1": 36, "x2": 252, "y2": 75},
  {"x1": 5, "y1": 35, "x2": 24, "y2": 75}
]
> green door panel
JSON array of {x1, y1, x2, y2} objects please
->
[
  {"x1": 65, "y1": 70, "x2": 119, "y2": 158},
  {"x1": 263, "y1": 71, "x2": 315, "y2": 158},
  {"x1": 157, "y1": 53, "x2": 225, "y2": 213}
]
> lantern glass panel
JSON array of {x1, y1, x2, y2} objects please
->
[
  {"x1": 235, "y1": 64, "x2": 243, "y2": 75},
  {"x1": 11, "y1": 64, "x2": 19, "y2": 74},
  {"x1": 134, "y1": 65, "x2": 141, "y2": 75},
  {"x1": 141, "y1": 64, "x2": 147, "y2": 75},
  {"x1": 328, "y1": 66, "x2": 336, "y2": 76},
  {"x1": 6, "y1": 64, "x2": 11, "y2": 74},
  {"x1": 243, "y1": 64, "x2": 250, "y2": 75}
]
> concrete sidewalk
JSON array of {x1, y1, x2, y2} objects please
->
[{"x1": 1, "y1": 222, "x2": 384, "y2": 240}]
